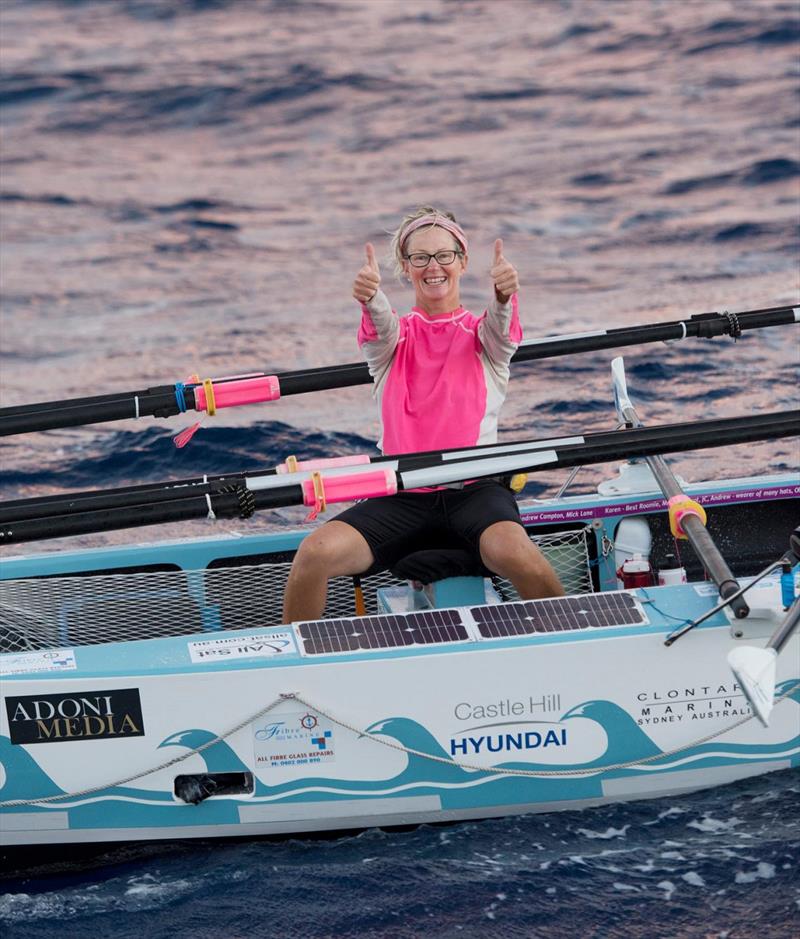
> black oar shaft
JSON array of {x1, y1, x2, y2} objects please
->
[
  {"x1": 768, "y1": 598, "x2": 800, "y2": 654},
  {"x1": 0, "y1": 387, "x2": 179, "y2": 435},
  {"x1": 1, "y1": 410, "x2": 796, "y2": 525},
  {"x1": 0, "y1": 484, "x2": 305, "y2": 544},
  {"x1": 0, "y1": 411, "x2": 796, "y2": 544},
  {"x1": 1, "y1": 305, "x2": 795, "y2": 436}
]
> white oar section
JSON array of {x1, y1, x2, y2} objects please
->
[
  {"x1": 438, "y1": 436, "x2": 583, "y2": 461},
  {"x1": 245, "y1": 434, "x2": 584, "y2": 492},
  {"x1": 729, "y1": 600, "x2": 800, "y2": 726},
  {"x1": 522, "y1": 329, "x2": 607, "y2": 346},
  {"x1": 611, "y1": 356, "x2": 634, "y2": 421},
  {"x1": 400, "y1": 451, "x2": 558, "y2": 488}
]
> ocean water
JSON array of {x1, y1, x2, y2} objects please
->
[{"x1": 0, "y1": 0, "x2": 799, "y2": 935}]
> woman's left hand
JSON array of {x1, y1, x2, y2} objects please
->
[{"x1": 491, "y1": 238, "x2": 519, "y2": 303}]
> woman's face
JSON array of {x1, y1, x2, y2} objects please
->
[{"x1": 403, "y1": 225, "x2": 467, "y2": 313}]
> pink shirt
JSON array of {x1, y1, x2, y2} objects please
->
[{"x1": 357, "y1": 292, "x2": 522, "y2": 455}]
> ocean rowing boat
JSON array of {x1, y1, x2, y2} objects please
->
[{"x1": 0, "y1": 313, "x2": 798, "y2": 854}]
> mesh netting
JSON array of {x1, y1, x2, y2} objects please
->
[{"x1": 0, "y1": 529, "x2": 591, "y2": 653}]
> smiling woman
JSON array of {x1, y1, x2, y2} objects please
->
[{"x1": 282, "y1": 205, "x2": 564, "y2": 624}]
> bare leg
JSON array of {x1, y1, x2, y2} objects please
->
[
  {"x1": 282, "y1": 520, "x2": 375, "y2": 624},
  {"x1": 479, "y1": 521, "x2": 565, "y2": 599}
]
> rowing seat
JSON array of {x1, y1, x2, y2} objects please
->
[{"x1": 377, "y1": 547, "x2": 498, "y2": 612}]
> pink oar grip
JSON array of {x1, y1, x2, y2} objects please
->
[
  {"x1": 194, "y1": 375, "x2": 281, "y2": 411},
  {"x1": 277, "y1": 454, "x2": 371, "y2": 474},
  {"x1": 301, "y1": 469, "x2": 397, "y2": 507}
]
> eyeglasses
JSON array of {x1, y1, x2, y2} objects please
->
[{"x1": 403, "y1": 249, "x2": 463, "y2": 268}]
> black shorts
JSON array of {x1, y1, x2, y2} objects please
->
[{"x1": 333, "y1": 479, "x2": 525, "y2": 572}]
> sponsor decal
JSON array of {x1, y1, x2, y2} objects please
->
[
  {"x1": 634, "y1": 681, "x2": 750, "y2": 725},
  {"x1": 453, "y1": 693, "x2": 561, "y2": 722},
  {"x1": 252, "y1": 710, "x2": 335, "y2": 768},
  {"x1": 0, "y1": 648, "x2": 77, "y2": 676},
  {"x1": 188, "y1": 631, "x2": 296, "y2": 663},
  {"x1": 449, "y1": 691, "x2": 567, "y2": 757},
  {"x1": 519, "y1": 484, "x2": 800, "y2": 525},
  {"x1": 450, "y1": 726, "x2": 567, "y2": 756},
  {"x1": 5, "y1": 688, "x2": 145, "y2": 744}
]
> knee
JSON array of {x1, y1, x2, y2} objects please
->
[
  {"x1": 480, "y1": 524, "x2": 539, "y2": 575},
  {"x1": 292, "y1": 527, "x2": 341, "y2": 575},
  {"x1": 290, "y1": 521, "x2": 372, "y2": 579}
]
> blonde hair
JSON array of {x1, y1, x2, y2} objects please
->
[{"x1": 388, "y1": 205, "x2": 463, "y2": 279}]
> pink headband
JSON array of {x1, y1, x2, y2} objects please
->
[{"x1": 399, "y1": 214, "x2": 468, "y2": 254}]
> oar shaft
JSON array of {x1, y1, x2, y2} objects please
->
[
  {"x1": 0, "y1": 484, "x2": 306, "y2": 544},
  {"x1": 679, "y1": 513, "x2": 747, "y2": 614},
  {"x1": 768, "y1": 597, "x2": 800, "y2": 653},
  {"x1": 1, "y1": 410, "x2": 795, "y2": 524},
  {"x1": 1, "y1": 305, "x2": 796, "y2": 436},
  {"x1": 0, "y1": 386, "x2": 179, "y2": 435},
  {"x1": 618, "y1": 404, "x2": 749, "y2": 618},
  {"x1": 1, "y1": 410, "x2": 796, "y2": 544}
]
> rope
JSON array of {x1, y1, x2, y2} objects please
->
[
  {"x1": 305, "y1": 471, "x2": 326, "y2": 521},
  {"x1": 174, "y1": 383, "x2": 187, "y2": 414},
  {"x1": 220, "y1": 484, "x2": 256, "y2": 519},
  {"x1": 3, "y1": 684, "x2": 797, "y2": 809},
  {"x1": 0, "y1": 694, "x2": 292, "y2": 808},
  {"x1": 287, "y1": 687, "x2": 800, "y2": 778},
  {"x1": 723, "y1": 310, "x2": 742, "y2": 340}
]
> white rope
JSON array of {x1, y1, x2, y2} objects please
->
[
  {"x1": 3, "y1": 684, "x2": 797, "y2": 809},
  {"x1": 133, "y1": 395, "x2": 140, "y2": 419},
  {"x1": 0, "y1": 693, "x2": 290, "y2": 807},
  {"x1": 663, "y1": 321, "x2": 687, "y2": 345},
  {"x1": 205, "y1": 494, "x2": 216, "y2": 520}
]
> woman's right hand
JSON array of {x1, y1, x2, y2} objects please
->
[{"x1": 352, "y1": 242, "x2": 381, "y2": 303}]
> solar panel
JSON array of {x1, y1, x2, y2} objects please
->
[
  {"x1": 297, "y1": 608, "x2": 469, "y2": 656},
  {"x1": 472, "y1": 592, "x2": 647, "y2": 639}
]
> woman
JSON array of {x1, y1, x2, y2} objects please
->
[{"x1": 282, "y1": 206, "x2": 563, "y2": 623}]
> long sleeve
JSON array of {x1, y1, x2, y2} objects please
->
[
  {"x1": 357, "y1": 289, "x2": 400, "y2": 386},
  {"x1": 477, "y1": 293, "x2": 522, "y2": 382}
]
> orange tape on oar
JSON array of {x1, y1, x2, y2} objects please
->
[{"x1": 668, "y1": 495, "x2": 707, "y2": 539}]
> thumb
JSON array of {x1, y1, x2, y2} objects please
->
[
  {"x1": 365, "y1": 242, "x2": 379, "y2": 272},
  {"x1": 493, "y1": 238, "x2": 504, "y2": 264}
]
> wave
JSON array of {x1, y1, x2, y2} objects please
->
[
  {"x1": 665, "y1": 158, "x2": 800, "y2": 195},
  {"x1": 688, "y1": 18, "x2": 800, "y2": 54},
  {"x1": 0, "y1": 423, "x2": 375, "y2": 492}
]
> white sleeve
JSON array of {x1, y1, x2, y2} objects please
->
[
  {"x1": 359, "y1": 289, "x2": 400, "y2": 382},
  {"x1": 478, "y1": 294, "x2": 519, "y2": 368}
]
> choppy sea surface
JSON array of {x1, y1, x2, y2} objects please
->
[{"x1": 1, "y1": 0, "x2": 799, "y2": 936}]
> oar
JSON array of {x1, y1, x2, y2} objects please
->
[
  {"x1": 727, "y1": 527, "x2": 800, "y2": 725},
  {"x1": 611, "y1": 356, "x2": 749, "y2": 618},
  {"x1": 1, "y1": 409, "x2": 796, "y2": 544},
  {"x1": 729, "y1": 601, "x2": 800, "y2": 726},
  {"x1": 1, "y1": 304, "x2": 796, "y2": 436},
  {"x1": 0, "y1": 412, "x2": 794, "y2": 524},
  {"x1": 2, "y1": 409, "x2": 797, "y2": 527}
]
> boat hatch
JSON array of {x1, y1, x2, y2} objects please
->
[{"x1": 174, "y1": 772, "x2": 255, "y2": 805}]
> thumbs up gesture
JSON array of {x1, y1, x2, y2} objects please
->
[
  {"x1": 491, "y1": 238, "x2": 519, "y2": 304},
  {"x1": 353, "y1": 243, "x2": 381, "y2": 304}
]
